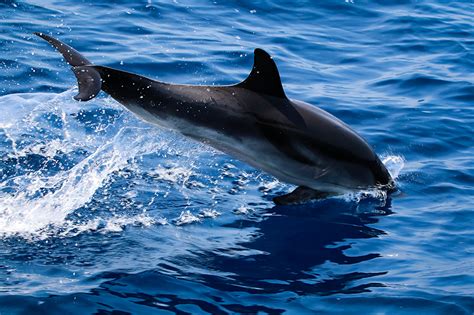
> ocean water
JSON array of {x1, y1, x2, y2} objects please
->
[{"x1": 0, "y1": 0, "x2": 473, "y2": 314}]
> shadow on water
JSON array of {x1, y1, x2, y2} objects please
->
[
  {"x1": 0, "y1": 197, "x2": 394, "y2": 314},
  {"x1": 77, "y1": 197, "x2": 392, "y2": 314},
  {"x1": 191, "y1": 197, "x2": 393, "y2": 296},
  {"x1": 105, "y1": 198, "x2": 393, "y2": 314}
]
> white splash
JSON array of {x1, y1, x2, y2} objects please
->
[
  {"x1": 259, "y1": 179, "x2": 282, "y2": 193},
  {"x1": 0, "y1": 90, "x2": 165, "y2": 239},
  {"x1": 199, "y1": 208, "x2": 221, "y2": 218},
  {"x1": 233, "y1": 205, "x2": 252, "y2": 215},
  {"x1": 341, "y1": 154, "x2": 405, "y2": 203},
  {"x1": 383, "y1": 155, "x2": 405, "y2": 179},
  {"x1": 174, "y1": 210, "x2": 201, "y2": 226},
  {"x1": 151, "y1": 164, "x2": 194, "y2": 184},
  {"x1": 57, "y1": 213, "x2": 165, "y2": 238},
  {"x1": 0, "y1": 127, "x2": 161, "y2": 238}
]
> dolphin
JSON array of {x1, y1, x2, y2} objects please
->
[{"x1": 35, "y1": 32, "x2": 394, "y2": 205}]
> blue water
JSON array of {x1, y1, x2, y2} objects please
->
[{"x1": 1, "y1": 0, "x2": 473, "y2": 314}]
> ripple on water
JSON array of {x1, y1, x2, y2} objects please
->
[{"x1": 0, "y1": 0, "x2": 473, "y2": 314}]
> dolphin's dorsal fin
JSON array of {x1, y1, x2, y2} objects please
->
[{"x1": 236, "y1": 48, "x2": 287, "y2": 98}]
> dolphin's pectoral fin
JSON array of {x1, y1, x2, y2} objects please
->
[
  {"x1": 273, "y1": 186, "x2": 335, "y2": 205},
  {"x1": 236, "y1": 48, "x2": 286, "y2": 99}
]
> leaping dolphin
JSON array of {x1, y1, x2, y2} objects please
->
[{"x1": 35, "y1": 32, "x2": 394, "y2": 205}]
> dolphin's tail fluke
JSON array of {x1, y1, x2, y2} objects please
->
[{"x1": 34, "y1": 32, "x2": 101, "y2": 101}]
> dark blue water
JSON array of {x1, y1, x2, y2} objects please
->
[{"x1": 1, "y1": 1, "x2": 473, "y2": 314}]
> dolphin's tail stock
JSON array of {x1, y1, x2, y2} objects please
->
[{"x1": 35, "y1": 32, "x2": 101, "y2": 101}]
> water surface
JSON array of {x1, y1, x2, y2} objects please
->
[{"x1": 0, "y1": 1, "x2": 473, "y2": 314}]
